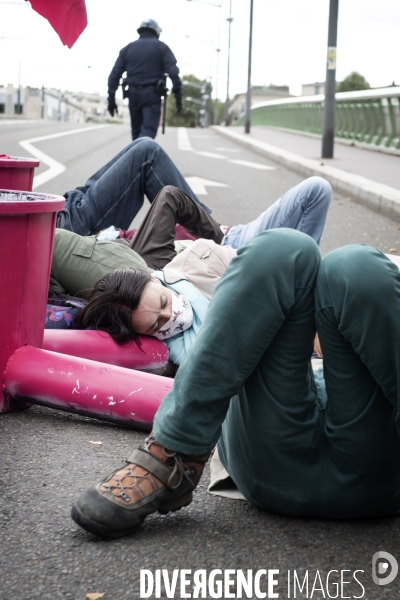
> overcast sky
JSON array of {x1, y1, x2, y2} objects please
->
[{"x1": 1, "y1": 0, "x2": 399, "y2": 99}]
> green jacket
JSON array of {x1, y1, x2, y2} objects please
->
[{"x1": 50, "y1": 229, "x2": 151, "y2": 298}]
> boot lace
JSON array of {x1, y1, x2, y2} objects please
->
[
  {"x1": 102, "y1": 436, "x2": 197, "y2": 501},
  {"x1": 145, "y1": 435, "x2": 197, "y2": 491}
]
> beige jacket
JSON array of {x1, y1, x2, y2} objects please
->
[{"x1": 162, "y1": 239, "x2": 237, "y2": 300}]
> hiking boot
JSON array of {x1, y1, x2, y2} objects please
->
[{"x1": 71, "y1": 435, "x2": 209, "y2": 539}]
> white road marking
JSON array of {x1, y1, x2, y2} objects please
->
[
  {"x1": 20, "y1": 143, "x2": 66, "y2": 189},
  {"x1": 19, "y1": 125, "x2": 109, "y2": 189},
  {"x1": 185, "y1": 176, "x2": 228, "y2": 195},
  {"x1": 215, "y1": 147, "x2": 241, "y2": 152},
  {"x1": 177, "y1": 127, "x2": 193, "y2": 151},
  {"x1": 229, "y1": 159, "x2": 276, "y2": 170},
  {"x1": 196, "y1": 151, "x2": 228, "y2": 159},
  {"x1": 177, "y1": 128, "x2": 273, "y2": 191}
]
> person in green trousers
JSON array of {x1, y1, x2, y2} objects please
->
[{"x1": 71, "y1": 229, "x2": 400, "y2": 538}]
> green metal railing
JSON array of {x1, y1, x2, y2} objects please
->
[{"x1": 236, "y1": 87, "x2": 400, "y2": 152}]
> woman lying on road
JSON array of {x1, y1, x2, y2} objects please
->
[
  {"x1": 77, "y1": 177, "x2": 331, "y2": 365},
  {"x1": 71, "y1": 229, "x2": 400, "y2": 538},
  {"x1": 78, "y1": 238, "x2": 235, "y2": 367}
]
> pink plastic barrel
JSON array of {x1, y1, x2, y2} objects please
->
[
  {"x1": 0, "y1": 155, "x2": 40, "y2": 192},
  {"x1": 0, "y1": 190, "x2": 65, "y2": 413},
  {"x1": 43, "y1": 329, "x2": 169, "y2": 373},
  {"x1": 4, "y1": 346, "x2": 173, "y2": 430}
]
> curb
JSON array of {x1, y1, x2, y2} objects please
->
[{"x1": 213, "y1": 126, "x2": 400, "y2": 223}]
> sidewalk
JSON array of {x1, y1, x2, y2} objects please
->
[{"x1": 214, "y1": 125, "x2": 400, "y2": 221}]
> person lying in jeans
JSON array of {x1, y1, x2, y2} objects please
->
[
  {"x1": 51, "y1": 177, "x2": 331, "y2": 300},
  {"x1": 56, "y1": 137, "x2": 212, "y2": 234},
  {"x1": 56, "y1": 137, "x2": 332, "y2": 249}
]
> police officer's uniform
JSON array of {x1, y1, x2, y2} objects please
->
[{"x1": 107, "y1": 19, "x2": 182, "y2": 140}]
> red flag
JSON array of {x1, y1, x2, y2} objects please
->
[{"x1": 26, "y1": 0, "x2": 88, "y2": 49}]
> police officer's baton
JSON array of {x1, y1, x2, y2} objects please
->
[
  {"x1": 157, "y1": 72, "x2": 169, "y2": 134},
  {"x1": 162, "y1": 91, "x2": 168, "y2": 134}
]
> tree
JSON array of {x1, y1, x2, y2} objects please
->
[
  {"x1": 336, "y1": 72, "x2": 370, "y2": 93},
  {"x1": 166, "y1": 74, "x2": 213, "y2": 128}
]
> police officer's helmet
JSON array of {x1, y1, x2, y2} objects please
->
[{"x1": 137, "y1": 19, "x2": 162, "y2": 37}]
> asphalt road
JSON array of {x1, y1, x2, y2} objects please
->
[
  {"x1": 2, "y1": 120, "x2": 400, "y2": 255},
  {"x1": 1, "y1": 122, "x2": 400, "y2": 600}
]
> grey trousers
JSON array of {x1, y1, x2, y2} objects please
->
[{"x1": 129, "y1": 185, "x2": 223, "y2": 270}]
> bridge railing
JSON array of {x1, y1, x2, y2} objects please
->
[{"x1": 236, "y1": 87, "x2": 400, "y2": 153}]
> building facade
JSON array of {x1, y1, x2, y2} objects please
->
[
  {"x1": 228, "y1": 85, "x2": 292, "y2": 123},
  {"x1": 0, "y1": 84, "x2": 129, "y2": 124}
]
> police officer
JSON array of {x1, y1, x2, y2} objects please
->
[{"x1": 107, "y1": 19, "x2": 182, "y2": 140}]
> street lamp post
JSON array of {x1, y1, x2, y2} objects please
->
[
  {"x1": 244, "y1": 0, "x2": 254, "y2": 134},
  {"x1": 321, "y1": 0, "x2": 339, "y2": 158},
  {"x1": 214, "y1": 47, "x2": 221, "y2": 124},
  {"x1": 41, "y1": 84, "x2": 45, "y2": 119},
  {"x1": 16, "y1": 62, "x2": 22, "y2": 115},
  {"x1": 224, "y1": 0, "x2": 233, "y2": 126}
]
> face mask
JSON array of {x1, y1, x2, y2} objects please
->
[{"x1": 154, "y1": 292, "x2": 193, "y2": 340}]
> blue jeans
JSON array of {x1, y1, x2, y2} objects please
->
[
  {"x1": 61, "y1": 138, "x2": 211, "y2": 236},
  {"x1": 222, "y1": 176, "x2": 331, "y2": 248}
]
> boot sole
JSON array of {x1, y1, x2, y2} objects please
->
[
  {"x1": 71, "y1": 504, "x2": 140, "y2": 539},
  {"x1": 158, "y1": 491, "x2": 193, "y2": 515},
  {"x1": 71, "y1": 491, "x2": 193, "y2": 539}
]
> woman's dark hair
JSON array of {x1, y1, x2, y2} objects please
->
[{"x1": 77, "y1": 268, "x2": 152, "y2": 343}]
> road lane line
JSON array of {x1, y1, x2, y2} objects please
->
[
  {"x1": 19, "y1": 125, "x2": 109, "y2": 189},
  {"x1": 177, "y1": 127, "x2": 193, "y2": 151},
  {"x1": 196, "y1": 151, "x2": 228, "y2": 159},
  {"x1": 21, "y1": 144, "x2": 66, "y2": 189},
  {"x1": 229, "y1": 159, "x2": 276, "y2": 170},
  {"x1": 185, "y1": 176, "x2": 228, "y2": 195}
]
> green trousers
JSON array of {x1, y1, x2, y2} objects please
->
[{"x1": 153, "y1": 229, "x2": 400, "y2": 519}]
